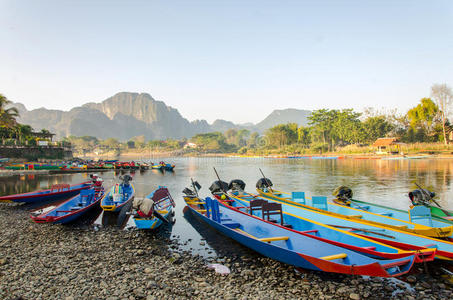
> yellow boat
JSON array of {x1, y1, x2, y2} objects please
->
[
  {"x1": 226, "y1": 191, "x2": 453, "y2": 260},
  {"x1": 256, "y1": 188, "x2": 453, "y2": 238}
]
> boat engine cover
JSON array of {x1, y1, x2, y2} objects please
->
[
  {"x1": 229, "y1": 179, "x2": 246, "y2": 192},
  {"x1": 256, "y1": 178, "x2": 273, "y2": 190},
  {"x1": 209, "y1": 180, "x2": 229, "y2": 194}
]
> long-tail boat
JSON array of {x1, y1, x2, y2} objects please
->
[
  {"x1": 132, "y1": 186, "x2": 175, "y2": 229},
  {"x1": 255, "y1": 179, "x2": 453, "y2": 238},
  {"x1": 330, "y1": 186, "x2": 453, "y2": 225},
  {"x1": 183, "y1": 194, "x2": 416, "y2": 277},
  {"x1": 0, "y1": 181, "x2": 92, "y2": 204},
  {"x1": 101, "y1": 175, "x2": 135, "y2": 212},
  {"x1": 209, "y1": 181, "x2": 435, "y2": 263},
  {"x1": 31, "y1": 177, "x2": 105, "y2": 224},
  {"x1": 243, "y1": 185, "x2": 453, "y2": 260}
]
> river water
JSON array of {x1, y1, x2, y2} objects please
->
[{"x1": 1, "y1": 157, "x2": 453, "y2": 258}]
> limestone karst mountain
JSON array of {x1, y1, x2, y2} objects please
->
[{"x1": 14, "y1": 92, "x2": 311, "y2": 140}]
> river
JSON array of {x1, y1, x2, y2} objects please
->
[{"x1": 1, "y1": 157, "x2": 452, "y2": 258}]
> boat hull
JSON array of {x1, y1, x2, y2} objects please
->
[
  {"x1": 185, "y1": 197, "x2": 415, "y2": 277},
  {"x1": 221, "y1": 193, "x2": 435, "y2": 262},
  {"x1": 0, "y1": 182, "x2": 92, "y2": 204},
  {"x1": 31, "y1": 189, "x2": 104, "y2": 224},
  {"x1": 257, "y1": 189, "x2": 453, "y2": 238},
  {"x1": 255, "y1": 190, "x2": 453, "y2": 260}
]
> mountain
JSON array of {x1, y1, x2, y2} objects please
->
[
  {"x1": 255, "y1": 108, "x2": 311, "y2": 132},
  {"x1": 13, "y1": 92, "x2": 311, "y2": 140}
]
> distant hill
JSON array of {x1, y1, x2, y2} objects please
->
[
  {"x1": 255, "y1": 109, "x2": 311, "y2": 132},
  {"x1": 13, "y1": 92, "x2": 311, "y2": 140}
]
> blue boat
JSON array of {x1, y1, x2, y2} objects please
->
[
  {"x1": 256, "y1": 182, "x2": 453, "y2": 238},
  {"x1": 164, "y1": 163, "x2": 175, "y2": 171},
  {"x1": 184, "y1": 195, "x2": 415, "y2": 277},
  {"x1": 0, "y1": 181, "x2": 92, "y2": 204},
  {"x1": 248, "y1": 189, "x2": 453, "y2": 260},
  {"x1": 219, "y1": 191, "x2": 435, "y2": 263},
  {"x1": 31, "y1": 183, "x2": 105, "y2": 224},
  {"x1": 101, "y1": 175, "x2": 135, "y2": 212},
  {"x1": 133, "y1": 186, "x2": 175, "y2": 229}
]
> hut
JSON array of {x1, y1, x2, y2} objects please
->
[{"x1": 372, "y1": 138, "x2": 402, "y2": 154}]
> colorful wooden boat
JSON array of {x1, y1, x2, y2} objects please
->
[
  {"x1": 151, "y1": 163, "x2": 164, "y2": 170},
  {"x1": 133, "y1": 186, "x2": 175, "y2": 229},
  {"x1": 250, "y1": 189, "x2": 453, "y2": 260},
  {"x1": 219, "y1": 192, "x2": 435, "y2": 262},
  {"x1": 256, "y1": 187, "x2": 453, "y2": 238},
  {"x1": 31, "y1": 183, "x2": 105, "y2": 224},
  {"x1": 163, "y1": 163, "x2": 175, "y2": 171},
  {"x1": 100, "y1": 176, "x2": 135, "y2": 212},
  {"x1": 339, "y1": 197, "x2": 453, "y2": 225},
  {"x1": 184, "y1": 196, "x2": 416, "y2": 277},
  {"x1": 0, "y1": 181, "x2": 92, "y2": 204}
]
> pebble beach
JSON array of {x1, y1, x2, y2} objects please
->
[{"x1": 1, "y1": 203, "x2": 453, "y2": 300}]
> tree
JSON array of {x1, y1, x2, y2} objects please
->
[
  {"x1": 308, "y1": 109, "x2": 338, "y2": 150},
  {"x1": 15, "y1": 124, "x2": 33, "y2": 143},
  {"x1": 333, "y1": 109, "x2": 364, "y2": 145},
  {"x1": 0, "y1": 94, "x2": 19, "y2": 129},
  {"x1": 362, "y1": 116, "x2": 394, "y2": 143},
  {"x1": 265, "y1": 124, "x2": 298, "y2": 148},
  {"x1": 297, "y1": 126, "x2": 311, "y2": 147},
  {"x1": 431, "y1": 84, "x2": 453, "y2": 144},
  {"x1": 407, "y1": 98, "x2": 439, "y2": 139}
]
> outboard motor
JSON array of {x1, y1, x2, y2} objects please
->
[
  {"x1": 256, "y1": 178, "x2": 273, "y2": 191},
  {"x1": 409, "y1": 189, "x2": 435, "y2": 206},
  {"x1": 183, "y1": 181, "x2": 201, "y2": 198},
  {"x1": 209, "y1": 180, "x2": 229, "y2": 195},
  {"x1": 229, "y1": 179, "x2": 246, "y2": 193},
  {"x1": 120, "y1": 174, "x2": 133, "y2": 186},
  {"x1": 332, "y1": 186, "x2": 353, "y2": 206}
]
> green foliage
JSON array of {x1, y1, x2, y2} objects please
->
[
  {"x1": 265, "y1": 123, "x2": 298, "y2": 148},
  {"x1": 190, "y1": 132, "x2": 235, "y2": 152},
  {"x1": 362, "y1": 116, "x2": 394, "y2": 143}
]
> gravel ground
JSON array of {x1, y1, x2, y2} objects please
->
[{"x1": 1, "y1": 204, "x2": 453, "y2": 300}]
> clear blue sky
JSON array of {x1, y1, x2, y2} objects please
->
[{"x1": 1, "y1": 0, "x2": 452, "y2": 124}]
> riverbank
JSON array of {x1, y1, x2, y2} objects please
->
[{"x1": 1, "y1": 204, "x2": 452, "y2": 299}]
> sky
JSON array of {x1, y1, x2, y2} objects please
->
[{"x1": 0, "y1": 0, "x2": 452, "y2": 124}]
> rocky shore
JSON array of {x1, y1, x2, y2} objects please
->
[{"x1": 1, "y1": 204, "x2": 453, "y2": 300}]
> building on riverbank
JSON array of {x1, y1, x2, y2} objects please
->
[{"x1": 372, "y1": 138, "x2": 403, "y2": 154}]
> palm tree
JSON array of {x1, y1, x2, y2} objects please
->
[
  {"x1": 0, "y1": 94, "x2": 19, "y2": 129},
  {"x1": 15, "y1": 124, "x2": 33, "y2": 144}
]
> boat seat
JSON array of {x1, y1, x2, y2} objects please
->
[
  {"x1": 409, "y1": 206, "x2": 433, "y2": 227},
  {"x1": 259, "y1": 236, "x2": 289, "y2": 243},
  {"x1": 249, "y1": 199, "x2": 268, "y2": 216},
  {"x1": 262, "y1": 202, "x2": 284, "y2": 225},
  {"x1": 292, "y1": 192, "x2": 306, "y2": 205},
  {"x1": 312, "y1": 196, "x2": 328, "y2": 211},
  {"x1": 320, "y1": 253, "x2": 347, "y2": 261},
  {"x1": 223, "y1": 222, "x2": 241, "y2": 229}
]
